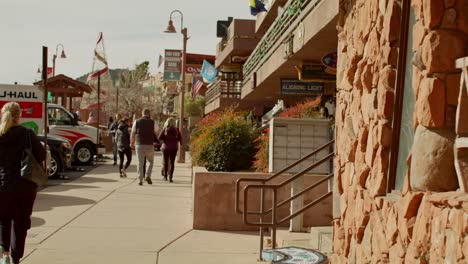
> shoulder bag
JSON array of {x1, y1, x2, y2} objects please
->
[{"x1": 21, "y1": 129, "x2": 48, "y2": 186}]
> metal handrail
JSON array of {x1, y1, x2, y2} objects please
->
[
  {"x1": 242, "y1": 152, "x2": 333, "y2": 226},
  {"x1": 235, "y1": 139, "x2": 334, "y2": 214},
  {"x1": 235, "y1": 139, "x2": 334, "y2": 259}
]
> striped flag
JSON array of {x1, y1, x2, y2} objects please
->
[
  {"x1": 87, "y1": 32, "x2": 109, "y2": 81},
  {"x1": 191, "y1": 75, "x2": 204, "y2": 99}
]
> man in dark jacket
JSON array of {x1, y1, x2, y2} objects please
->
[{"x1": 130, "y1": 109, "x2": 157, "y2": 186}]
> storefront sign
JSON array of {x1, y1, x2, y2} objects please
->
[
  {"x1": 296, "y1": 63, "x2": 336, "y2": 82},
  {"x1": 163, "y1": 49, "x2": 182, "y2": 81},
  {"x1": 280, "y1": 79, "x2": 324, "y2": 96},
  {"x1": 186, "y1": 65, "x2": 201, "y2": 74}
]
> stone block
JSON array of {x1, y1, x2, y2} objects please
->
[
  {"x1": 361, "y1": 88, "x2": 377, "y2": 124},
  {"x1": 445, "y1": 0, "x2": 456, "y2": 8},
  {"x1": 361, "y1": 61, "x2": 374, "y2": 91},
  {"x1": 421, "y1": 30, "x2": 466, "y2": 74},
  {"x1": 422, "y1": 0, "x2": 444, "y2": 29},
  {"x1": 382, "y1": 0, "x2": 401, "y2": 44},
  {"x1": 455, "y1": 0, "x2": 468, "y2": 35},
  {"x1": 386, "y1": 207, "x2": 399, "y2": 246},
  {"x1": 364, "y1": 29, "x2": 380, "y2": 64},
  {"x1": 377, "y1": 119, "x2": 392, "y2": 148},
  {"x1": 377, "y1": 88, "x2": 395, "y2": 119},
  {"x1": 399, "y1": 192, "x2": 425, "y2": 219},
  {"x1": 446, "y1": 105, "x2": 457, "y2": 128},
  {"x1": 446, "y1": 73, "x2": 461, "y2": 106},
  {"x1": 359, "y1": 125, "x2": 369, "y2": 152},
  {"x1": 412, "y1": 20, "x2": 427, "y2": 52},
  {"x1": 441, "y1": 8, "x2": 457, "y2": 29},
  {"x1": 412, "y1": 66, "x2": 424, "y2": 100},
  {"x1": 447, "y1": 209, "x2": 465, "y2": 237},
  {"x1": 410, "y1": 126, "x2": 458, "y2": 191},
  {"x1": 416, "y1": 77, "x2": 446, "y2": 128}
]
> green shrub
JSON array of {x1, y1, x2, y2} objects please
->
[{"x1": 190, "y1": 109, "x2": 258, "y2": 171}]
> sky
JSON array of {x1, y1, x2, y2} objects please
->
[{"x1": 0, "y1": 0, "x2": 252, "y2": 85}]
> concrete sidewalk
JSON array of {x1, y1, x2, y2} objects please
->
[{"x1": 21, "y1": 152, "x2": 259, "y2": 264}]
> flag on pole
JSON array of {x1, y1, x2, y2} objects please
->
[
  {"x1": 250, "y1": 0, "x2": 267, "y2": 16},
  {"x1": 87, "y1": 32, "x2": 109, "y2": 81},
  {"x1": 191, "y1": 75, "x2": 204, "y2": 99},
  {"x1": 157, "y1": 54, "x2": 164, "y2": 69},
  {"x1": 200, "y1": 60, "x2": 217, "y2": 83},
  {"x1": 46, "y1": 67, "x2": 53, "y2": 78}
]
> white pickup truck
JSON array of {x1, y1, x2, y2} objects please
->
[{"x1": 0, "y1": 84, "x2": 102, "y2": 165}]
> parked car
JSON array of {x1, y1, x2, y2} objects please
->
[{"x1": 37, "y1": 135, "x2": 73, "y2": 178}]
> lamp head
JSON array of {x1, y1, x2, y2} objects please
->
[
  {"x1": 60, "y1": 49, "x2": 67, "y2": 59},
  {"x1": 164, "y1": 19, "x2": 177, "y2": 33}
]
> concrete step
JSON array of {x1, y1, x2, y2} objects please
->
[
  {"x1": 309, "y1": 226, "x2": 333, "y2": 256},
  {"x1": 264, "y1": 228, "x2": 310, "y2": 249}
]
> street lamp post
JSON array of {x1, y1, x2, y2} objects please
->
[
  {"x1": 164, "y1": 10, "x2": 188, "y2": 163},
  {"x1": 52, "y1": 44, "x2": 67, "y2": 77}
]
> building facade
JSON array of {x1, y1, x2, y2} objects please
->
[{"x1": 331, "y1": 0, "x2": 467, "y2": 263}]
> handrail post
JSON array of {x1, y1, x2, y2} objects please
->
[
  {"x1": 290, "y1": 175, "x2": 304, "y2": 232},
  {"x1": 271, "y1": 188, "x2": 277, "y2": 249},
  {"x1": 259, "y1": 187, "x2": 265, "y2": 261}
]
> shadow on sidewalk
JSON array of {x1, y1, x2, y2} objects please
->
[
  {"x1": 41, "y1": 185, "x2": 100, "y2": 193},
  {"x1": 31, "y1": 216, "x2": 46, "y2": 228},
  {"x1": 34, "y1": 194, "x2": 96, "y2": 212},
  {"x1": 72, "y1": 177, "x2": 118, "y2": 184}
]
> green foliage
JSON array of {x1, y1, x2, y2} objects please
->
[
  {"x1": 190, "y1": 109, "x2": 258, "y2": 172},
  {"x1": 185, "y1": 95, "x2": 205, "y2": 117}
]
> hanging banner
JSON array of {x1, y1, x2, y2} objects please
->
[
  {"x1": 280, "y1": 79, "x2": 324, "y2": 96},
  {"x1": 163, "y1": 49, "x2": 182, "y2": 81}
]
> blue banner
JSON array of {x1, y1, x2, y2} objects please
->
[{"x1": 200, "y1": 60, "x2": 217, "y2": 83}]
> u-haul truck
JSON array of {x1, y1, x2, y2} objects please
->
[{"x1": 0, "y1": 84, "x2": 101, "y2": 165}]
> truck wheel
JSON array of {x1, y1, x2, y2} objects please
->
[
  {"x1": 48, "y1": 153, "x2": 62, "y2": 178},
  {"x1": 75, "y1": 142, "x2": 94, "y2": 165}
]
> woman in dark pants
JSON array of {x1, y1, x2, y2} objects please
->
[
  {"x1": 115, "y1": 118, "x2": 132, "y2": 177},
  {"x1": 0, "y1": 102, "x2": 46, "y2": 264},
  {"x1": 158, "y1": 117, "x2": 182, "y2": 183}
]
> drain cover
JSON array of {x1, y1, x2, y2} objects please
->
[{"x1": 262, "y1": 247, "x2": 327, "y2": 264}]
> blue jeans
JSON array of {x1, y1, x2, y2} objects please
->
[{"x1": 111, "y1": 136, "x2": 117, "y2": 162}]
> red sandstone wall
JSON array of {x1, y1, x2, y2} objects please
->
[{"x1": 332, "y1": 0, "x2": 467, "y2": 263}]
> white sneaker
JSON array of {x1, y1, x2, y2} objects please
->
[
  {"x1": 0, "y1": 256, "x2": 11, "y2": 264},
  {"x1": 121, "y1": 169, "x2": 127, "y2": 178}
]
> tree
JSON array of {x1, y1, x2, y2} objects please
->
[{"x1": 116, "y1": 61, "x2": 154, "y2": 117}]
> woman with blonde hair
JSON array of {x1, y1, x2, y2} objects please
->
[
  {"x1": 158, "y1": 117, "x2": 182, "y2": 182},
  {"x1": 0, "y1": 102, "x2": 46, "y2": 264}
]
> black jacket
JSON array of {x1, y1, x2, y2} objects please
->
[
  {"x1": 115, "y1": 123, "x2": 130, "y2": 151},
  {"x1": 0, "y1": 126, "x2": 46, "y2": 192}
]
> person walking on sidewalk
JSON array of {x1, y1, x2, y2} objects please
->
[
  {"x1": 108, "y1": 115, "x2": 120, "y2": 165},
  {"x1": 0, "y1": 102, "x2": 46, "y2": 264},
  {"x1": 158, "y1": 117, "x2": 182, "y2": 183},
  {"x1": 115, "y1": 117, "x2": 132, "y2": 178},
  {"x1": 130, "y1": 109, "x2": 157, "y2": 186}
]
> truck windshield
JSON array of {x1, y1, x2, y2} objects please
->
[{"x1": 48, "y1": 107, "x2": 73, "y2": 126}]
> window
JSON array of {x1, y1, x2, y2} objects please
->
[
  {"x1": 48, "y1": 108, "x2": 73, "y2": 126},
  {"x1": 388, "y1": 3, "x2": 415, "y2": 191}
]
